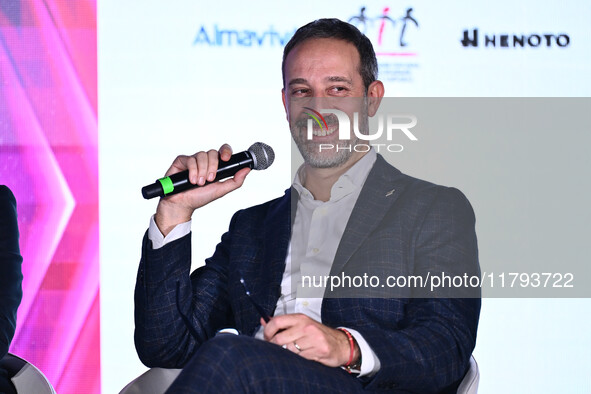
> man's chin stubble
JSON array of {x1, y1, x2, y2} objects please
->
[{"x1": 296, "y1": 140, "x2": 355, "y2": 169}]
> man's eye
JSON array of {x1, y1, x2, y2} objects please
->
[
  {"x1": 331, "y1": 86, "x2": 348, "y2": 94},
  {"x1": 292, "y1": 88, "x2": 310, "y2": 96}
]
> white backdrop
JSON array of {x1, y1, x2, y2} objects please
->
[{"x1": 98, "y1": 1, "x2": 591, "y2": 392}]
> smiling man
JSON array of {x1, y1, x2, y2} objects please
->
[
  {"x1": 283, "y1": 37, "x2": 383, "y2": 171},
  {"x1": 135, "y1": 18, "x2": 480, "y2": 393}
]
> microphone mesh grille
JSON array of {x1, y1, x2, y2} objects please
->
[{"x1": 248, "y1": 142, "x2": 275, "y2": 170}]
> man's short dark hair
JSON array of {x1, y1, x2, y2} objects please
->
[{"x1": 282, "y1": 18, "x2": 378, "y2": 91}]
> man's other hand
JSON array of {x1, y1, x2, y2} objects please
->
[{"x1": 262, "y1": 314, "x2": 360, "y2": 368}]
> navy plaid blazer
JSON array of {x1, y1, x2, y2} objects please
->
[{"x1": 135, "y1": 154, "x2": 480, "y2": 393}]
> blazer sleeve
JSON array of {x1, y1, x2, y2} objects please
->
[
  {"x1": 361, "y1": 187, "x2": 480, "y2": 392},
  {"x1": 134, "y1": 213, "x2": 239, "y2": 368},
  {"x1": 0, "y1": 186, "x2": 24, "y2": 359}
]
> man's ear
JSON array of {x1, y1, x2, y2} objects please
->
[
  {"x1": 366, "y1": 80, "x2": 385, "y2": 117},
  {"x1": 281, "y1": 88, "x2": 289, "y2": 121}
]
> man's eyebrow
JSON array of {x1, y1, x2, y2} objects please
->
[
  {"x1": 288, "y1": 78, "x2": 308, "y2": 87},
  {"x1": 287, "y1": 76, "x2": 353, "y2": 87},
  {"x1": 326, "y1": 76, "x2": 353, "y2": 85}
]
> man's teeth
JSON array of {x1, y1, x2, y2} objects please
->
[{"x1": 313, "y1": 128, "x2": 335, "y2": 136}]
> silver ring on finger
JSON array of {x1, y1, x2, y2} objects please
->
[{"x1": 294, "y1": 342, "x2": 301, "y2": 352}]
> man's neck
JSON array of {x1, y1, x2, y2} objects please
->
[{"x1": 301, "y1": 151, "x2": 367, "y2": 202}]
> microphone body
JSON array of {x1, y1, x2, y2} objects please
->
[{"x1": 142, "y1": 142, "x2": 274, "y2": 199}]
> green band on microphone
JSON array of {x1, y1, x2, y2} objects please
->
[{"x1": 158, "y1": 176, "x2": 174, "y2": 195}]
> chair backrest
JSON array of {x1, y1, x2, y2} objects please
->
[
  {"x1": 457, "y1": 356, "x2": 479, "y2": 394},
  {"x1": 119, "y1": 367, "x2": 182, "y2": 394},
  {"x1": 119, "y1": 357, "x2": 476, "y2": 394},
  {"x1": 0, "y1": 353, "x2": 56, "y2": 394}
]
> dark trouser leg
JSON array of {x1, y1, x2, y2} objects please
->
[
  {"x1": 0, "y1": 368, "x2": 17, "y2": 394},
  {"x1": 166, "y1": 334, "x2": 366, "y2": 394}
]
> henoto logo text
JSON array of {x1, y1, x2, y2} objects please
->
[{"x1": 461, "y1": 29, "x2": 570, "y2": 48}]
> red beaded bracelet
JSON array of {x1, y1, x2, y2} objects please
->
[{"x1": 337, "y1": 328, "x2": 355, "y2": 370}]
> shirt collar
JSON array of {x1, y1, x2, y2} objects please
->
[{"x1": 292, "y1": 149, "x2": 377, "y2": 202}]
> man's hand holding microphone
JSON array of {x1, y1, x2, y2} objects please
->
[{"x1": 142, "y1": 142, "x2": 274, "y2": 236}]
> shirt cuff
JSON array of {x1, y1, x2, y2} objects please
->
[
  {"x1": 148, "y1": 215, "x2": 192, "y2": 249},
  {"x1": 341, "y1": 327, "x2": 381, "y2": 378}
]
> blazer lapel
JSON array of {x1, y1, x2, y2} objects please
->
[{"x1": 330, "y1": 155, "x2": 407, "y2": 276}]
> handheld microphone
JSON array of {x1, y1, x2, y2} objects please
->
[{"x1": 141, "y1": 142, "x2": 274, "y2": 199}]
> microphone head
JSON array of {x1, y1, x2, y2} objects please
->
[{"x1": 248, "y1": 142, "x2": 275, "y2": 170}]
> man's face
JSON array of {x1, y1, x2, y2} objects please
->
[{"x1": 282, "y1": 38, "x2": 370, "y2": 168}]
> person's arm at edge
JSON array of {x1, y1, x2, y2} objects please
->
[{"x1": 0, "y1": 186, "x2": 23, "y2": 359}]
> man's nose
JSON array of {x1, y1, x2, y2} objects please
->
[{"x1": 305, "y1": 96, "x2": 332, "y2": 112}]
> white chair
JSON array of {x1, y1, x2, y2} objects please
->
[
  {"x1": 0, "y1": 353, "x2": 56, "y2": 394},
  {"x1": 457, "y1": 356, "x2": 479, "y2": 394},
  {"x1": 120, "y1": 356, "x2": 479, "y2": 394},
  {"x1": 119, "y1": 367, "x2": 182, "y2": 394}
]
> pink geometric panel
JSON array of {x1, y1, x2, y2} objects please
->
[{"x1": 0, "y1": 1, "x2": 99, "y2": 393}]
